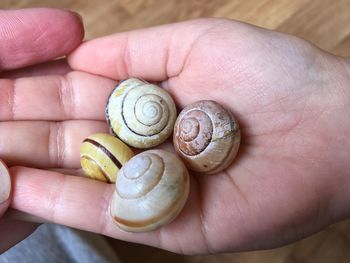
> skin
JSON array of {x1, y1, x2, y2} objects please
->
[
  {"x1": 0, "y1": 8, "x2": 350, "y2": 255},
  {"x1": 0, "y1": 8, "x2": 84, "y2": 252}
]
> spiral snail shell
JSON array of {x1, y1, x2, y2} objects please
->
[
  {"x1": 106, "y1": 78, "x2": 177, "y2": 149},
  {"x1": 110, "y1": 149, "x2": 190, "y2": 232},
  {"x1": 0, "y1": 159, "x2": 10, "y2": 204},
  {"x1": 173, "y1": 100, "x2": 240, "y2": 174},
  {"x1": 80, "y1": 133, "x2": 134, "y2": 183}
]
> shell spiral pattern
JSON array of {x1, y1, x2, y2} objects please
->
[
  {"x1": 110, "y1": 150, "x2": 190, "y2": 232},
  {"x1": 106, "y1": 78, "x2": 177, "y2": 148},
  {"x1": 174, "y1": 100, "x2": 240, "y2": 174},
  {"x1": 80, "y1": 133, "x2": 134, "y2": 183}
]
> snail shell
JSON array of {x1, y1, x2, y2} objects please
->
[
  {"x1": 0, "y1": 159, "x2": 10, "y2": 203},
  {"x1": 80, "y1": 133, "x2": 134, "y2": 183},
  {"x1": 110, "y1": 149, "x2": 190, "y2": 232},
  {"x1": 105, "y1": 78, "x2": 177, "y2": 149},
  {"x1": 173, "y1": 100, "x2": 240, "y2": 174}
]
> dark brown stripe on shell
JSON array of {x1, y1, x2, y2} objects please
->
[
  {"x1": 83, "y1": 138, "x2": 122, "y2": 169},
  {"x1": 82, "y1": 155, "x2": 112, "y2": 183},
  {"x1": 105, "y1": 80, "x2": 131, "y2": 135},
  {"x1": 106, "y1": 79, "x2": 171, "y2": 139},
  {"x1": 121, "y1": 88, "x2": 169, "y2": 138}
]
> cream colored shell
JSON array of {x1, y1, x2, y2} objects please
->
[
  {"x1": 110, "y1": 149, "x2": 190, "y2": 232},
  {"x1": 106, "y1": 78, "x2": 177, "y2": 148},
  {"x1": 173, "y1": 100, "x2": 240, "y2": 174},
  {"x1": 80, "y1": 133, "x2": 134, "y2": 183},
  {"x1": 0, "y1": 159, "x2": 11, "y2": 203}
]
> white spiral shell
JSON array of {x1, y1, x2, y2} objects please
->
[
  {"x1": 106, "y1": 78, "x2": 177, "y2": 148},
  {"x1": 110, "y1": 149, "x2": 190, "y2": 232}
]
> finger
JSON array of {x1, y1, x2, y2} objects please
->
[
  {"x1": 0, "y1": 160, "x2": 11, "y2": 217},
  {"x1": 0, "y1": 59, "x2": 72, "y2": 79},
  {"x1": 10, "y1": 167, "x2": 160, "y2": 246},
  {"x1": 0, "y1": 120, "x2": 108, "y2": 168},
  {"x1": 10, "y1": 167, "x2": 206, "y2": 253},
  {"x1": 48, "y1": 168, "x2": 85, "y2": 177},
  {"x1": 68, "y1": 19, "x2": 223, "y2": 80},
  {"x1": 0, "y1": 8, "x2": 84, "y2": 70},
  {"x1": 0, "y1": 71, "x2": 116, "y2": 121}
]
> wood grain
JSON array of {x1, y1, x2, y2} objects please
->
[
  {"x1": 1, "y1": 1, "x2": 350, "y2": 262},
  {"x1": 1, "y1": 0, "x2": 349, "y2": 57}
]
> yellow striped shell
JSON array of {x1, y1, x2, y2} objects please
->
[
  {"x1": 105, "y1": 78, "x2": 177, "y2": 148},
  {"x1": 110, "y1": 149, "x2": 189, "y2": 232},
  {"x1": 80, "y1": 133, "x2": 134, "y2": 183},
  {"x1": 173, "y1": 100, "x2": 240, "y2": 174}
]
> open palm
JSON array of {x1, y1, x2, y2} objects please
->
[{"x1": 3, "y1": 15, "x2": 350, "y2": 254}]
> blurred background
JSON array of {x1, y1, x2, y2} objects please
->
[
  {"x1": 1, "y1": 0, "x2": 350, "y2": 262},
  {"x1": 1, "y1": 0, "x2": 349, "y2": 56}
]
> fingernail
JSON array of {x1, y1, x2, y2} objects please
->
[
  {"x1": 70, "y1": 10, "x2": 84, "y2": 24},
  {"x1": 0, "y1": 160, "x2": 11, "y2": 204},
  {"x1": 62, "y1": 8, "x2": 84, "y2": 24}
]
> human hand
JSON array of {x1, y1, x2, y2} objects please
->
[
  {"x1": 5, "y1": 18, "x2": 350, "y2": 254},
  {"x1": 0, "y1": 8, "x2": 84, "y2": 252}
]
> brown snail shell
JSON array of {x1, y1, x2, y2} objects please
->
[
  {"x1": 110, "y1": 149, "x2": 190, "y2": 232},
  {"x1": 173, "y1": 100, "x2": 240, "y2": 174}
]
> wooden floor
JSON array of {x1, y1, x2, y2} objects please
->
[
  {"x1": 1, "y1": 0, "x2": 350, "y2": 57},
  {"x1": 1, "y1": 0, "x2": 350, "y2": 262}
]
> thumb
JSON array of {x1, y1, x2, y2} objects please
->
[
  {"x1": 0, "y1": 8, "x2": 84, "y2": 71},
  {"x1": 0, "y1": 159, "x2": 11, "y2": 217}
]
